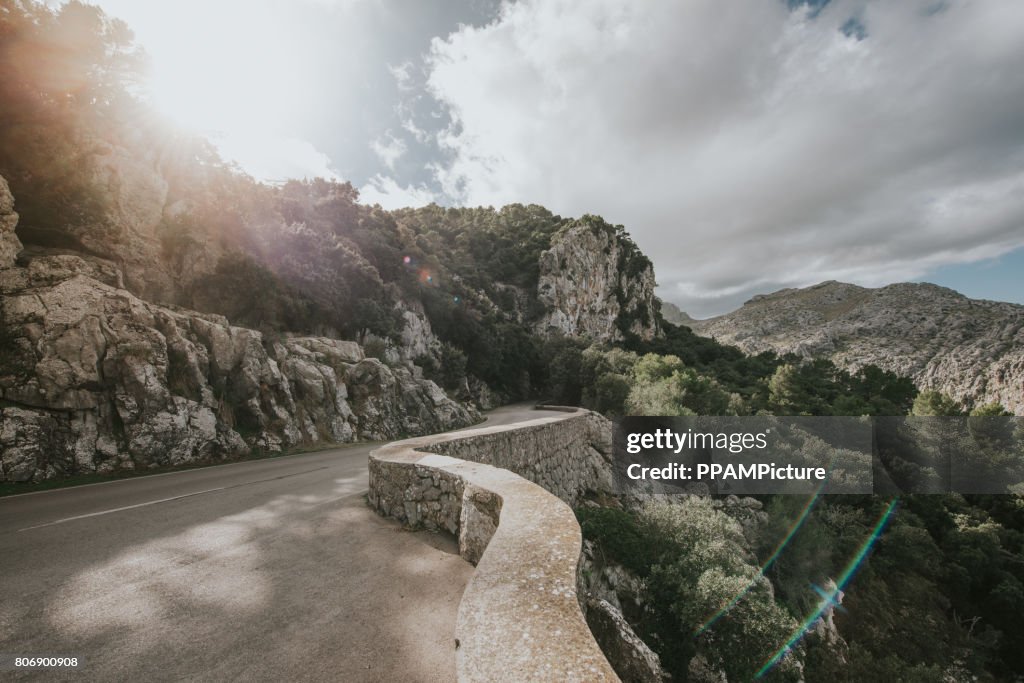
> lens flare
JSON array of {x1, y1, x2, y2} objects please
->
[
  {"x1": 754, "y1": 498, "x2": 900, "y2": 679},
  {"x1": 694, "y1": 488, "x2": 823, "y2": 637},
  {"x1": 694, "y1": 443, "x2": 848, "y2": 637}
]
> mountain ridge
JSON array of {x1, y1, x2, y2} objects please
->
[{"x1": 679, "y1": 279, "x2": 1024, "y2": 413}]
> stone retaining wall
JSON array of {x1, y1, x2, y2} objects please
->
[
  {"x1": 368, "y1": 407, "x2": 619, "y2": 682},
  {"x1": 369, "y1": 408, "x2": 612, "y2": 538}
]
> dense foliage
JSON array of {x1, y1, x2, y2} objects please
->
[
  {"x1": 580, "y1": 502, "x2": 802, "y2": 681},
  {"x1": 539, "y1": 321, "x2": 918, "y2": 418},
  {"x1": 571, "y1": 331, "x2": 1023, "y2": 680}
]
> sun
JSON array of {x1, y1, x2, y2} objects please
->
[
  {"x1": 115, "y1": 0, "x2": 323, "y2": 181},
  {"x1": 146, "y1": 30, "x2": 293, "y2": 136}
]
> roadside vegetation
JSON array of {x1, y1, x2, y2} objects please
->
[{"x1": 562, "y1": 326, "x2": 1023, "y2": 680}]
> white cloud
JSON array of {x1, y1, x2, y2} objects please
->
[
  {"x1": 370, "y1": 132, "x2": 408, "y2": 170},
  {"x1": 388, "y1": 61, "x2": 417, "y2": 91},
  {"x1": 359, "y1": 174, "x2": 438, "y2": 209},
  {"x1": 425, "y1": 0, "x2": 1024, "y2": 316},
  {"x1": 214, "y1": 133, "x2": 343, "y2": 183}
]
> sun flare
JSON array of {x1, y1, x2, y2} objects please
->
[{"x1": 125, "y1": 0, "x2": 326, "y2": 179}]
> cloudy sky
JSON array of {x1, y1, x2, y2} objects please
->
[{"x1": 84, "y1": 0, "x2": 1024, "y2": 316}]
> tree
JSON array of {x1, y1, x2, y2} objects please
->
[
  {"x1": 911, "y1": 390, "x2": 962, "y2": 417},
  {"x1": 768, "y1": 364, "x2": 806, "y2": 414},
  {"x1": 970, "y1": 402, "x2": 1012, "y2": 417},
  {"x1": 625, "y1": 354, "x2": 732, "y2": 416},
  {"x1": 641, "y1": 499, "x2": 801, "y2": 681}
]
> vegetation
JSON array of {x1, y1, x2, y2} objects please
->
[
  {"x1": 571, "y1": 331, "x2": 1023, "y2": 680},
  {"x1": 539, "y1": 323, "x2": 918, "y2": 419},
  {"x1": 580, "y1": 503, "x2": 802, "y2": 681}
]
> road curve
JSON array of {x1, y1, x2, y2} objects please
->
[{"x1": 0, "y1": 404, "x2": 556, "y2": 682}]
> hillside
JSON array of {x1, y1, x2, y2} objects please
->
[
  {"x1": 0, "y1": 160, "x2": 665, "y2": 482},
  {"x1": 0, "y1": 4, "x2": 667, "y2": 483},
  {"x1": 659, "y1": 301, "x2": 696, "y2": 327},
  {"x1": 686, "y1": 280, "x2": 1024, "y2": 413}
]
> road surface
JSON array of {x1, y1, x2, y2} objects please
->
[{"x1": 0, "y1": 404, "x2": 553, "y2": 682}]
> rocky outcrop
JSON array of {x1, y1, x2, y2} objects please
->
[
  {"x1": 578, "y1": 537, "x2": 668, "y2": 683},
  {"x1": 659, "y1": 301, "x2": 695, "y2": 327},
  {"x1": 13, "y1": 141, "x2": 181, "y2": 302},
  {"x1": 0, "y1": 176, "x2": 23, "y2": 268},
  {"x1": 581, "y1": 532, "x2": 667, "y2": 683},
  {"x1": 365, "y1": 298, "x2": 443, "y2": 366},
  {"x1": 88, "y1": 140, "x2": 176, "y2": 301},
  {"x1": 397, "y1": 298, "x2": 442, "y2": 361},
  {"x1": 585, "y1": 598, "x2": 668, "y2": 683},
  {"x1": 687, "y1": 281, "x2": 1024, "y2": 414},
  {"x1": 0, "y1": 254, "x2": 477, "y2": 483},
  {"x1": 537, "y1": 219, "x2": 660, "y2": 343}
]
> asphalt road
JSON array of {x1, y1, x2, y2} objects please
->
[{"x1": 0, "y1": 404, "x2": 552, "y2": 682}]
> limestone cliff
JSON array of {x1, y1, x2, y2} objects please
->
[
  {"x1": 364, "y1": 298, "x2": 443, "y2": 366},
  {"x1": 0, "y1": 256, "x2": 477, "y2": 482},
  {"x1": 659, "y1": 300, "x2": 697, "y2": 327},
  {"x1": 0, "y1": 176, "x2": 22, "y2": 268},
  {"x1": 687, "y1": 280, "x2": 1024, "y2": 414},
  {"x1": 536, "y1": 217, "x2": 660, "y2": 342},
  {"x1": 0, "y1": 180, "x2": 477, "y2": 483}
]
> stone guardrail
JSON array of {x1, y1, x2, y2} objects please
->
[{"x1": 368, "y1": 407, "x2": 619, "y2": 682}]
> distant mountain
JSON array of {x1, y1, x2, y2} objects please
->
[
  {"x1": 658, "y1": 301, "x2": 697, "y2": 327},
  {"x1": 683, "y1": 280, "x2": 1024, "y2": 414}
]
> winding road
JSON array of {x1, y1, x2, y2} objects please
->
[{"x1": 0, "y1": 404, "x2": 555, "y2": 682}]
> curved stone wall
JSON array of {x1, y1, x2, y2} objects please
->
[{"x1": 368, "y1": 407, "x2": 619, "y2": 682}]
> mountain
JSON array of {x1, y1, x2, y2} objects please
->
[
  {"x1": 659, "y1": 301, "x2": 696, "y2": 327},
  {"x1": 0, "y1": 153, "x2": 662, "y2": 482},
  {"x1": 684, "y1": 280, "x2": 1024, "y2": 414}
]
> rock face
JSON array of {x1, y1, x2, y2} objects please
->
[
  {"x1": 584, "y1": 598, "x2": 668, "y2": 683},
  {"x1": 0, "y1": 176, "x2": 23, "y2": 268},
  {"x1": 578, "y1": 539, "x2": 668, "y2": 682},
  {"x1": 659, "y1": 300, "x2": 696, "y2": 327},
  {"x1": 0, "y1": 254, "x2": 478, "y2": 483},
  {"x1": 365, "y1": 298, "x2": 443, "y2": 366},
  {"x1": 88, "y1": 140, "x2": 177, "y2": 301},
  {"x1": 687, "y1": 280, "x2": 1024, "y2": 414},
  {"x1": 13, "y1": 142, "x2": 184, "y2": 303},
  {"x1": 537, "y1": 219, "x2": 660, "y2": 342}
]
